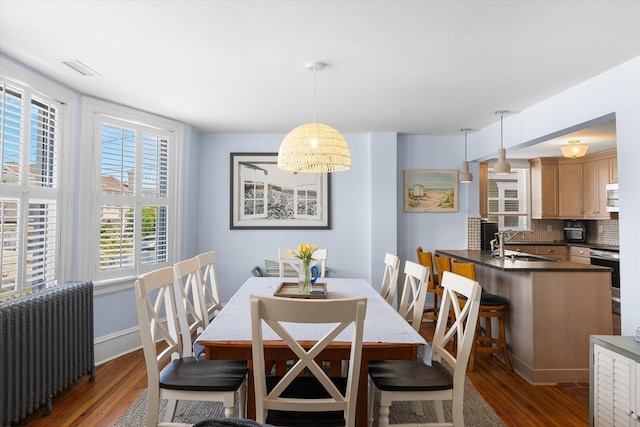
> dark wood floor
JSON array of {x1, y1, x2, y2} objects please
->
[{"x1": 19, "y1": 313, "x2": 622, "y2": 426}]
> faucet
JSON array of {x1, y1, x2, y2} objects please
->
[
  {"x1": 489, "y1": 229, "x2": 524, "y2": 258},
  {"x1": 492, "y1": 230, "x2": 532, "y2": 257}
]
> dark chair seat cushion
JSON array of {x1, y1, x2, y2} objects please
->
[
  {"x1": 368, "y1": 360, "x2": 453, "y2": 392},
  {"x1": 264, "y1": 375, "x2": 347, "y2": 426},
  {"x1": 459, "y1": 291, "x2": 506, "y2": 306},
  {"x1": 159, "y1": 357, "x2": 247, "y2": 391}
]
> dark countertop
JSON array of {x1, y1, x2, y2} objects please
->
[
  {"x1": 436, "y1": 249, "x2": 613, "y2": 272},
  {"x1": 505, "y1": 241, "x2": 619, "y2": 252}
]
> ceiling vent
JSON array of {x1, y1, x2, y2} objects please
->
[{"x1": 61, "y1": 60, "x2": 101, "y2": 77}]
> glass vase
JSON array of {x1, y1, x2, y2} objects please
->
[{"x1": 298, "y1": 259, "x2": 312, "y2": 294}]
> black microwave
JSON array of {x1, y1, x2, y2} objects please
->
[{"x1": 563, "y1": 220, "x2": 586, "y2": 243}]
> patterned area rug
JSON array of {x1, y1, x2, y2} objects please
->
[{"x1": 115, "y1": 375, "x2": 506, "y2": 426}]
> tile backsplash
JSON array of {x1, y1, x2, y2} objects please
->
[{"x1": 467, "y1": 217, "x2": 619, "y2": 248}]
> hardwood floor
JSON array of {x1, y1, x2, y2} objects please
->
[{"x1": 18, "y1": 324, "x2": 593, "y2": 427}]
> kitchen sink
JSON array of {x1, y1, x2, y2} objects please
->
[{"x1": 509, "y1": 254, "x2": 556, "y2": 262}]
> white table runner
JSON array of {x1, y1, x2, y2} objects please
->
[{"x1": 198, "y1": 277, "x2": 431, "y2": 363}]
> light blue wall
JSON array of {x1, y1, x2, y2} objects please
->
[{"x1": 197, "y1": 132, "x2": 378, "y2": 302}]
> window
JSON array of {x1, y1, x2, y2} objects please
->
[
  {"x1": 0, "y1": 80, "x2": 62, "y2": 294},
  {"x1": 81, "y1": 99, "x2": 181, "y2": 285},
  {"x1": 486, "y1": 167, "x2": 530, "y2": 231}
]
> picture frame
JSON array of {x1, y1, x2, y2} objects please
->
[
  {"x1": 230, "y1": 152, "x2": 331, "y2": 229},
  {"x1": 404, "y1": 169, "x2": 458, "y2": 212}
]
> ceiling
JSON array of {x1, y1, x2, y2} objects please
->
[{"x1": 1, "y1": 1, "x2": 638, "y2": 158}]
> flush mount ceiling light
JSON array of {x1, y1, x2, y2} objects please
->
[
  {"x1": 493, "y1": 110, "x2": 511, "y2": 175},
  {"x1": 460, "y1": 128, "x2": 473, "y2": 183},
  {"x1": 561, "y1": 139, "x2": 589, "y2": 159},
  {"x1": 277, "y1": 62, "x2": 351, "y2": 173}
]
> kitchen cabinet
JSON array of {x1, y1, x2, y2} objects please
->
[
  {"x1": 591, "y1": 336, "x2": 640, "y2": 426},
  {"x1": 534, "y1": 245, "x2": 566, "y2": 261},
  {"x1": 610, "y1": 157, "x2": 618, "y2": 183},
  {"x1": 530, "y1": 158, "x2": 559, "y2": 218},
  {"x1": 570, "y1": 246, "x2": 591, "y2": 264},
  {"x1": 479, "y1": 161, "x2": 488, "y2": 219},
  {"x1": 584, "y1": 158, "x2": 610, "y2": 219},
  {"x1": 559, "y1": 162, "x2": 584, "y2": 218}
]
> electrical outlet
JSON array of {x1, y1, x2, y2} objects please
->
[
  {"x1": 599, "y1": 225, "x2": 604, "y2": 234},
  {"x1": 547, "y1": 225, "x2": 552, "y2": 232}
]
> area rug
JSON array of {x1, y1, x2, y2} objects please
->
[{"x1": 115, "y1": 376, "x2": 506, "y2": 426}]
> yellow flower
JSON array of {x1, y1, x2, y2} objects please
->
[{"x1": 290, "y1": 243, "x2": 317, "y2": 263}]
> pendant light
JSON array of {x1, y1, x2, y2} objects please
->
[
  {"x1": 277, "y1": 62, "x2": 351, "y2": 173},
  {"x1": 493, "y1": 110, "x2": 511, "y2": 175},
  {"x1": 460, "y1": 128, "x2": 473, "y2": 183},
  {"x1": 560, "y1": 139, "x2": 589, "y2": 159}
]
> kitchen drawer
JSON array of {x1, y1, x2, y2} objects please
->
[
  {"x1": 534, "y1": 245, "x2": 567, "y2": 260},
  {"x1": 569, "y1": 246, "x2": 591, "y2": 264}
]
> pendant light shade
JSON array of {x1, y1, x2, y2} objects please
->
[
  {"x1": 494, "y1": 111, "x2": 511, "y2": 175},
  {"x1": 277, "y1": 123, "x2": 352, "y2": 172},
  {"x1": 560, "y1": 139, "x2": 589, "y2": 159},
  {"x1": 460, "y1": 128, "x2": 473, "y2": 183},
  {"x1": 277, "y1": 62, "x2": 351, "y2": 173}
]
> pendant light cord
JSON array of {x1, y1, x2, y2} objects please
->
[
  {"x1": 313, "y1": 67, "x2": 317, "y2": 124},
  {"x1": 464, "y1": 130, "x2": 468, "y2": 161},
  {"x1": 500, "y1": 112, "x2": 504, "y2": 149}
]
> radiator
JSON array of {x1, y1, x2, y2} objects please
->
[{"x1": 0, "y1": 281, "x2": 95, "y2": 426}]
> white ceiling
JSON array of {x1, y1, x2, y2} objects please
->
[{"x1": 1, "y1": 1, "x2": 638, "y2": 157}]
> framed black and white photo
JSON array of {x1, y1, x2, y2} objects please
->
[{"x1": 230, "y1": 153, "x2": 331, "y2": 229}]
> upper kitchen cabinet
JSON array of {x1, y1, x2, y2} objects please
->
[
  {"x1": 530, "y1": 158, "x2": 559, "y2": 218},
  {"x1": 558, "y1": 162, "x2": 584, "y2": 218},
  {"x1": 583, "y1": 157, "x2": 610, "y2": 219},
  {"x1": 557, "y1": 148, "x2": 617, "y2": 220}
]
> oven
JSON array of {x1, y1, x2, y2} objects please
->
[{"x1": 590, "y1": 248, "x2": 620, "y2": 314}]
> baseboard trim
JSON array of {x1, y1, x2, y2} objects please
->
[{"x1": 95, "y1": 326, "x2": 142, "y2": 366}]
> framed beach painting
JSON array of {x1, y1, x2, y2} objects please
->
[
  {"x1": 404, "y1": 169, "x2": 458, "y2": 212},
  {"x1": 230, "y1": 152, "x2": 331, "y2": 229}
]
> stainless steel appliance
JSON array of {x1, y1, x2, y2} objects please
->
[
  {"x1": 590, "y1": 248, "x2": 621, "y2": 314},
  {"x1": 480, "y1": 221, "x2": 498, "y2": 250},
  {"x1": 606, "y1": 183, "x2": 619, "y2": 212},
  {"x1": 564, "y1": 220, "x2": 586, "y2": 243}
]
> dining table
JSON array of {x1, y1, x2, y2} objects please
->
[{"x1": 197, "y1": 276, "x2": 430, "y2": 427}]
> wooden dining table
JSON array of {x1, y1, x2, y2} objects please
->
[{"x1": 197, "y1": 276, "x2": 430, "y2": 427}]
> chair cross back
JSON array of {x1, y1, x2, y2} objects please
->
[
  {"x1": 278, "y1": 248, "x2": 328, "y2": 277},
  {"x1": 397, "y1": 261, "x2": 430, "y2": 332},
  {"x1": 196, "y1": 251, "x2": 223, "y2": 320},
  {"x1": 380, "y1": 253, "x2": 400, "y2": 305},
  {"x1": 250, "y1": 294, "x2": 367, "y2": 427},
  {"x1": 174, "y1": 257, "x2": 209, "y2": 336}
]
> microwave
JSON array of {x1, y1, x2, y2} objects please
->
[{"x1": 606, "y1": 183, "x2": 619, "y2": 212}]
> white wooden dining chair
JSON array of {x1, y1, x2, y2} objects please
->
[
  {"x1": 368, "y1": 271, "x2": 482, "y2": 427},
  {"x1": 196, "y1": 251, "x2": 223, "y2": 321},
  {"x1": 174, "y1": 257, "x2": 209, "y2": 336},
  {"x1": 278, "y1": 248, "x2": 328, "y2": 278},
  {"x1": 134, "y1": 266, "x2": 247, "y2": 427},
  {"x1": 250, "y1": 294, "x2": 367, "y2": 427},
  {"x1": 397, "y1": 260, "x2": 430, "y2": 332},
  {"x1": 380, "y1": 253, "x2": 400, "y2": 306}
]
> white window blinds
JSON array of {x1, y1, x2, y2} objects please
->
[{"x1": 1, "y1": 80, "x2": 61, "y2": 294}]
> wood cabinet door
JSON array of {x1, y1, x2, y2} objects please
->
[
  {"x1": 584, "y1": 159, "x2": 610, "y2": 219},
  {"x1": 531, "y1": 159, "x2": 559, "y2": 218},
  {"x1": 559, "y1": 163, "x2": 583, "y2": 218}
]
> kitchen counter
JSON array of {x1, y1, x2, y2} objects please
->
[
  {"x1": 436, "y1": 249, "x2": 612, "y2": 385},
  {"x1": 505, "y1": 241, "x2": 620, "y2": 252},
  {"x1": 437, "y1": 249, "x2": 611, "y2": 272}
]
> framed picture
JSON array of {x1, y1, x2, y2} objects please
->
[
  {"x1": 230, "y1": 152, "x2": 331, "y2": 229},
  {"x1": 404, "y1": 169, "x2": 458, "y2": 212}
]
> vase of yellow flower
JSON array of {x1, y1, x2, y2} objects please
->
[{"x1": 289, "y1": 243, "x2": 319, "y2": 294}]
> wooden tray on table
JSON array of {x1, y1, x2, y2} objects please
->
[{"x1": 274, "y1": 282, "x2": 328, "y2": 299}]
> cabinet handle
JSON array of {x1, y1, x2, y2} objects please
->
[{"x1": 547, "y1": 249, "x2": 554, "y2": 253}]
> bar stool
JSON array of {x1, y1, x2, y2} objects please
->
[
  {"x1": 450, "y1": 259, "x2": 513, "y2": 371},
  {"x1": 416, "y1": 247, "x2": 439, "y2": 322}
]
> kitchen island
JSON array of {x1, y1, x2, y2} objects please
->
[{"x1": 437, "y1": 249, "x2": 612, "y2": 384}]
